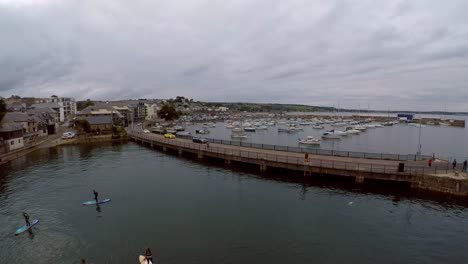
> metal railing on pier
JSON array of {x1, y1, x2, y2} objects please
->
[
  {"x1": 176, "y1": 135, "x2": 432, "y2": 161},
  {"x1": 130, "y1": 132, "x2": 457, "y2": 176}
]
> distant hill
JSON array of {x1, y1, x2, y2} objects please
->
[{"x1": 203, "y1": 102, "x2": 334, "y2": 112}]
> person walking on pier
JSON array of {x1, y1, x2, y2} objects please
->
[
  {"x1": 304, "y1": 153, "x2": 309, "y2": 163},
  {"x1": 463, "y1": 160, "x2": 467, "y2": 172},
  {"x1": 428, "y1": 159, "x2": 432, "y2": 167},
  {"x1": 452, "y1": 159, "x2": 457, "y2": 170}
]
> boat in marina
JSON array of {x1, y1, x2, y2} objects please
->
[
  {"x1": 353, "y1": 125, "x2": 367, "y2": 131},
  {"x1": 345, "y1": 127, "x2": 360, "y2": 134},
  {"x1": 278, "y1": 127, "x2": 296, "y2": 133},
  {"x1": 312, "y1": 124, "x2": 324, "y2": 129},
  {"x1": 244, "y1": 127, "x2": 256, "y2": 132},
  {"x1": 255, "y1": 125, "x2": 268, "y2": 130},
  {"x1": 299, "y1": 136, "x2": 321, "y2": 145},
  {"x1": 322, "y1": 129, "x2": 347, "y2": 138},
  {"x1": 322, "y1": 131, "x2": 341, "y2": 139},
  {"x1": 196, "y1": 128, "x2": 210, "y2": 134}
]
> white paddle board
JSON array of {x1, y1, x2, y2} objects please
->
[
  {"x1": 139, "y1": 255, "x2": 153, "y2": 264},
  {"x1": 14, "y1": 219, "x2": 39, "y2": 236},
  {"x1": 82, "y1": 198, "x2": 111, "y2": 206}
]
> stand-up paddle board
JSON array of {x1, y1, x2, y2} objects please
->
[
  {"x1": 82, "y1": 198, "x2": 111, "y2": 206},
  {"x1": 14, "y1": 219, "x2": 39, "y2": 236},
  {"x1": 139, "y1": 255, "x2": 153, "y2": 264}
]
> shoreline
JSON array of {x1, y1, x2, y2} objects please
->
[{"x1": 0, "y1": 134, "x2": 127, "y2": 166}]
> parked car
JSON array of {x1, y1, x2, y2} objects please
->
[
  {"x1": 62, "y1": 132, "x2": 75, "y2": 139},
  {"x1": 192, "y1": 137, "x2": 208, "y2": 144},
  {"x1": 143, "y1": 129, "x2": 150, "y2": 134},
  {"x1": 164, "y1": 133, "x2": 176, "y2": 139}
]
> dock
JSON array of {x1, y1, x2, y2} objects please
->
[{"x1": 128, "y1": 131, "x2": 468, "y2": 196}]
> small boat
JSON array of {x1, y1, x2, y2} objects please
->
[
  {"x1": 196, "y1": 129, "x2": 210, "y2": 134},
  {"x1": 226, "y1": 124, "x2": 234, "y2": 129},
  {"x1": 256, "y1": 126, "x2": 268, "y2": 130},
  {"x1": 299, "y1": 136, "x2": 321, "y2": 145},
  {"x1": 322, "y1": 132, "x2": 341, "y2": 139},
  {"x1": 174, "y1": 126, "x2": 185, "y2": 131},
  {"x1": 345, "y1": 127, "x2": 360, "y2": 134},
  {"x1": 278, "y1": 127, "x2": 296, "y2": 133},
  {"x1": 244, "y1": 127, "x2": 256, "y2": 132},
  {"x1": 322, "y1": 130, "x2": 346, "y2": 138},
  {"x1": 353, "y1": 125, "x2": 367, "y2": 131},
  {"x1": 312, "y1": 125, "x2": 324, "y2": 129}
]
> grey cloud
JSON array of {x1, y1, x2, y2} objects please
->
[{"x1": 1, "y1": 0, "x2": 468, "y2": 111}]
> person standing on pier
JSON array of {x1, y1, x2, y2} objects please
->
[
  {"x1": 452, "y1": 159, "x2": 457, "y2": 170},
  {"x1": 463, "y1": 160, "x2": 467, "y2": 172},
  {"x1": 428, "y1": 159, "x2": 432, "y2": 167},
  {"x1": 304, "y1": 153, "x2": 309, "y2": 163}
]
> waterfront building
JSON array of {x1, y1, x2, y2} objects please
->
[
  {"x1": 0, "y1": 123, "x2": 24, "y2": 152},
  {"x1": 85, "y1": 116, "x2": 113, "y2": 131},
  {"x1": 34, "y1": 96, "x2": 77, "y2": 119},
  {"x1": 27, "y1": 108, "x2": 58, "y2": 135},
  {"x1": 77, "y1": 104, "x2": 125, "y2": 127},
  {"x1": 145, "y1": 103, "x2": 160, "y2": 121},
  {"x1": 31, "y1": 102, "x2": 65, "y2": 123}
]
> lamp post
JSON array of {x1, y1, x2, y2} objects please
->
[{"x1": 417, "y1": 116, "x2": 422, "y2": 160}]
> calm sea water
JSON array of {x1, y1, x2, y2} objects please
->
[
  {"x1": 187, "y1": 121, "x2": 468, "y2": 160},
  {"x1": 1, "y1": 143, "x2": 467, "y2": 263}
]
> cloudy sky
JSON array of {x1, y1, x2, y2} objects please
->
[{"x1": 1, "y1": 0, "x2": 468, "y2": 111}]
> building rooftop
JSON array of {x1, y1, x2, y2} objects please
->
[
  {"x1": 86, "y1": 116, "x2": 113, "y2": 125},
  {"x1": 0, "y1": 122, "x2": 24, "y2": 132},
  {"x1": 1, "y1": 112, "x2": 30, "y2": 123}
]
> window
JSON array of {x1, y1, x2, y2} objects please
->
[
  {"x1": 18, "y1": 139, "x2": 21, "y2": 143},
  {"x1": 11, "y1": 141, "x2": 14, "y2": 145}
]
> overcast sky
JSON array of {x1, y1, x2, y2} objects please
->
[{"x1": 1, "y1": 0, "x2": 468, "y2": 111}]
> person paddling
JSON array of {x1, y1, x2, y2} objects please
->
[
  {"x1": 23, "y1": 212, "x2": 31, "y2": 227},
  {"x1": 145, "y1": 247, "x2": 153, "y2": 264},
  {"x1": 93, "y1": 189, "x2": 98, "y2": 203}
]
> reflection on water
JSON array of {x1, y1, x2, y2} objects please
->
[{"x1": 0, "y1": 142, "x2": 467, "y2": 264}]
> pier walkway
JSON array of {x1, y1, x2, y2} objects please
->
[{"x1": 128, "y1": 131, "x2": 468, "y2": 196}]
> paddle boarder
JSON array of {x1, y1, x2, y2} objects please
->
[
  {"x1": 23, "y1": 212, "x2": 30, "y2": 227},
  {"x1": 144, "y1": 247, "x2": 153, "y2": 264},
  {"x1": 93, "y1": 189, "x2": 98, "y2": 203}
]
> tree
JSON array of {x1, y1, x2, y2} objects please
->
[
  {"x1": 73, "y1": 119, "x2": 91, "y2": 133},
  {"x1": 77, "y1": 99, "x2": 95, "y2": 111},
  {"x1": 157, "y1": 103, "x2": 180, "y2": 120},
  {"x1": 0, "y1": 99, "x2": 6, "y2": 123}
]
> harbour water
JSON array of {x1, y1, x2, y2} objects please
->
[
  {"x1": 187, "y1": 117, "x2": 468, "y2": 161},
  {"x1": 1, "y1": 143, "x2": 468, "y2": 263}
]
